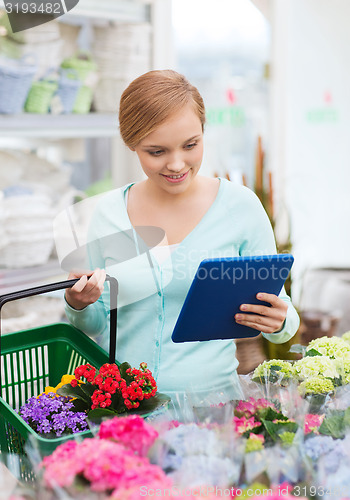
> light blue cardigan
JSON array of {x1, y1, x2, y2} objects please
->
[{"x1": 65, "y1": 178, "x2": 300, "y2": 401}]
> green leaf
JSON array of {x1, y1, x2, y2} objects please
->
[
  {"x1": 289, "y1": 344, "x2": 305, "y2": 354},
  {"x1": 79, "y1": 382, "x2": 96, "y2": 399},
  {"x1": 88, "y1": 407, "x2": 120, "y2": 422},
  {"x1": 319, "y1": 410, "x2": 345, "y2": 439},
  {"x1": 118, "y1": 362, "x2": 134, "y2": 385},
  {"x1": 130, "y1": 392, "x2": 171, "y2": 415},
  {"x1": 344, "y1": 407, "x2": 350, "y2": 428},
  {"x1": 118, "y1": 362, "x2": 132, "y2": 378},
  {"x1": 269, "y1": 365, "x2": 284, "y2": 371},
  {"x1": 57, "y1": 383, "x2": 90, "y2": 404},
  {"x1": 259, "y1": 407, "x2": 287, "y2": 422},
  {"x1": 261, "y1": 419, "x2": 298, "y2": 441},
  {"x1": 71, "y1": 399, "x2": 90, "y2": 412},
  {"x1": 305, "y1": 348, "x2": 322, "y2": 357}
]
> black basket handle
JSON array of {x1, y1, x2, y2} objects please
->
[{"x1": 0, "y1": 275, "x2": 118, "y2": 363}]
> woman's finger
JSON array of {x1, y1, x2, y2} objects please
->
[
  {"x1": 71, "y1": 275, "x2": 89, "y2": 293},
  {"x1": 235, "y1": 316, "x2": 280, "y2": 334},
  {"x1": 235, "y1": 313, "x2": 281, "y2": 333}
]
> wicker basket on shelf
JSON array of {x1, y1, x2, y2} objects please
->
[
  {"x1": 0, "y1": 55, "x2": 37, "y2": 114},
  {"x1": 60, "y1": 53, "x2": 97, "y2": 113},
  {"x1": 53, "y1": 69, "x2": 82, "y2": 114},
  {"x1": 236, "y1": 334, "x2": 267, "y2": 375},
  {"x1": 24, "y1": 74, "x2": 58, "y2": 114}
]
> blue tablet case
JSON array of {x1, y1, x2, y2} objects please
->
[{"x1": 171, "y1": 254, "x2": 294, "y2": 343}]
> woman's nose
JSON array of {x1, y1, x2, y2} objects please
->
[{"x1": 166, "y1": 154, "x2": 186, "y2": 172}]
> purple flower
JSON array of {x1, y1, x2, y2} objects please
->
[
  {"x1": 18, "y1": 393, "x2": 88, "y2": 437},
  {"x1": 302, "y1": 435, "x2": 336, "y2": 461}
]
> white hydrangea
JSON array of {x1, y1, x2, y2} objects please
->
[
  {"x1": 342, "y1": 331, "x2": 350, "y2": 344},
  {"x1": 334, "y1": 358, "x2": 350, "y2": 385},
  {"x1": 293, "y1": 356, "x2": 339, "y2": 381},
  {"x1": 306, "y1": 336, "x2": 350, "y2": 360}
]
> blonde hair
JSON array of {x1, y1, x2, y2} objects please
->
[{"x1": 119, "y1": 69, "x2": 206, "y2": 149}]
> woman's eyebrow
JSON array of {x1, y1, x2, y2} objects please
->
[
  {"x1": 143, "y1": 135, "x2": 201, "y2": 149},
  {"x1": 183, "y1": 135, "x2": 201, "y2": 144}
]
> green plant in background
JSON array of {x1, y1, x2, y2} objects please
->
[{"x1": 252, "y1": 136, "x2": 301, "y2": 361}]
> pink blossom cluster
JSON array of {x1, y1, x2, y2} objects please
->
[
  {"x1": 304, "y1": 414, "x2": 324, "y2": 434},
  {"x1": 233, "y1": 416, "x2": 261, "y2": 435},
  {"x1": 97, "y1": 414, "x2": 159, "y2": 456},
  {"x1": 235, "y1": 397, "x2": 278, "y2": 419},
  {"x1": 41, "y1": 416, "x2": 171, "y2": 496}
]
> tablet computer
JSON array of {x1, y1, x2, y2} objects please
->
[{"x1": 171, "y1": 254, "x2": 294, "y2": 343}]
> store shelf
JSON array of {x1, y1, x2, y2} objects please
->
[
  {"x1": 0, "y1": 113, "x2": 118, "y2": 138},
  {"x1": 0, "y1": 260, "x2": 66, "y2": 295},
  {"x1": 69, "y1": 0, "x2": 151, "y2": 22}
]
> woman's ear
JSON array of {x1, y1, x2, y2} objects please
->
[{"x1": 128, "y1": 146, "x2": 135, "y2": 152}]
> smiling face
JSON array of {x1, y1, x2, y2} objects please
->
[{"x1": 133, "y1": 104, "x2": 204, "y2": 196}]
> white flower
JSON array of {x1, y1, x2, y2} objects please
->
[
  {"x1": 342, "y1": 331, "x2": 350, "y2": 344},
  {"x1": 306, "y1": 336, "x2": 350, "y2": 359},
  {"x1": 293, "y1": 356, "x2": 339, "y2": 381}
]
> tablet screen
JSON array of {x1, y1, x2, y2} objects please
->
[{"x1": 171, "y1": 254, "x2": 294, "y2": 342}]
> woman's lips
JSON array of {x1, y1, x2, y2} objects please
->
[{"x1": 162, "y1": 171, "x2": 189, "y2": 183}]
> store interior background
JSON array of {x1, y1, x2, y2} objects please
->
[{"x1": 0, "y1": 0, "x2": 350, "y2": 342}]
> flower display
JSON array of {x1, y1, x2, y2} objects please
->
[
  {"x1": 298, "y1": 376, "x2": 334, "y2": 396},
  {"x1": 18, "y1": 393, "x2": 88, "y2": 437},
  {"x1": 97, "y1": 414, "x2": 158, "y2": 456},
  {"x1": 40, "y1": 374, "x2": 76, "y2": 396},
  {"x1": 233, "y1": 416, "x2": 261, "y2": 434},
  {"x1": 292, "y1": 355, "x2": 339, "y2": 381},
  {"x1": 15, "y1": 333, "x2": 350, "y2": 499},
  {"x1": 252, "y1": 359, "x2": 293, "y2": 385},
  {"x1": 154, "y1": 422, "x2": 240, "y2": 488},
  {"x1": 245, "y1": 433, "x2": 265, "y2": 453},
  {"x1": 57, "y1": 361, "x2": 169, "y2": 418},
  {"x1": 306, "y1": 336, "x2": 350, "y2": 359},
  {"x1": 301, "y1": 434, "x2": 336, "y2": 461},
  {"x1": 342, "y1": 331, "x2": 350, "y2": 344},
  {"x1": 41, "y1": 437, "x2": 171, "y2": 494},
  {"x1": 304, "y1": 414, "x2": 324, "y2": 434},
  {"x1": 234, "y1": 397, "x2": 279, "y2": 419},
  {"x1": 233, "y1": 397, "x2": 298, "y2": 448},
  {"x1": 278, "y1": 431, "x2": 295, "y2": 447}
]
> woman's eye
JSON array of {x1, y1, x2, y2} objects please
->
[
  {"x1": 185, "y1": 142, "x2": 197, "y2": 150},
  {"x1": 149, "y1": 150, "x2": 163, "y2": 156}
]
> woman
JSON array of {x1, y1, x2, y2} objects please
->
[{"x1": 65, "y1": 70, "x2": 300, "y2": 402}]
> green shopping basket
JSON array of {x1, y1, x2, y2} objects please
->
[{"x1": 0, "y1": 276, "x2": 118, "y2": 480}]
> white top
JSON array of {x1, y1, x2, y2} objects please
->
[{"x1": 124, "y1": 188, "x2": 179, "y2": 264}]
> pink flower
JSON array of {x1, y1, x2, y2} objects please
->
[
  {"x1": 304, "y1": 414, "x2": 324, "y2": 434},
  {"x1": 248, "y1": 433, "x2": 265, "y2": 443},
  {"x1": 41, "y1": 437, "x2": 169, "y2": 494},
  {"x1": 233, "y1": 416, "x2": 260, "y2": 434},
  {"x1": 235, "y1": 397, "x2": 277, "y2": 419},
  {"x1": 98, "y1": 415, "x2": 158, "y2": 456}
]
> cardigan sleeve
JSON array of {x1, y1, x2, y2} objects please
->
[{"x1": 64, "y1": 195, "x2": 111, "y2": 341}]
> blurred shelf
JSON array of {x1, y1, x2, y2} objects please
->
[
  {"x1": 0, "y1": 113, "x2": 118, "y2": 138},
  {"x1": 69, "y1": 0, "x2": 151, "y2": 22},
  {"x1": 0, "y1": 260, "x2": 66, "y2": 295}
]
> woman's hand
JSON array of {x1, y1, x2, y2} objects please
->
[
  {"x1": 65, "y1": 268, "x2": 106, "y2": 311},
  {"x1": 235, "y1": 292, "x2": 288, "y2": 334}
]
